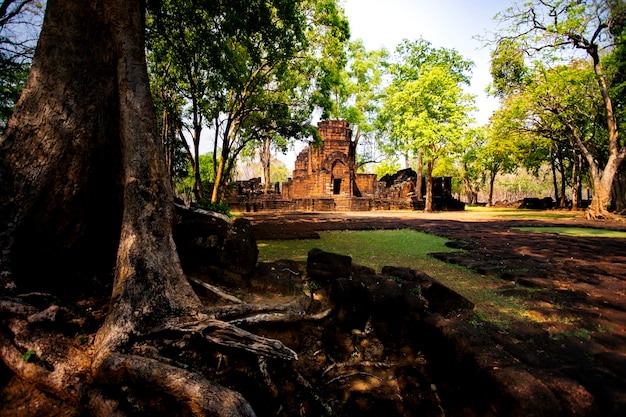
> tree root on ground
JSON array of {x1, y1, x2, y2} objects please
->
[{"x1": 0, "y1": 287, "x2": 324, "y2": 416}]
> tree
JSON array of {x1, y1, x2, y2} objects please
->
[
  {"x1": 0, "y1": 1, "x2": 296, "y2": 414},
  {"x1": 457, "y1": 127, "x2": 488, "y2": 205},
  {"x1": 0, "y1": 0, "x2": 43, "y2": 133},
  {"x1": 337, "y1": 40, "x2": 388, "y2": 168},
  {"x1": 492, "y1": 56, "x2": 607, "y2": 210},
  {"x1": 494, "y1": 0, "x2": 626, "y2": 219},
  {"x1": 380, "y1": 39, "x2": 475, "y2": 211},
  {"x1": 147, "y1": 0, "x2": 349, "y2": 205}
]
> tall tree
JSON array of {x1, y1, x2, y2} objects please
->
[
  {"x1": 379, "y1": 39, "x2": 475, "y2": 211},
  {"x1": 147, "y1": 0, "x2": 349, "y2": 205},
  {"x1": 0, "y1": 1, "x2": 295, "y2": 414},
  {"x1": 494, "y1": 0, "x2": 626, "y2": 219},
  {"x1": 381, "y1": 64, "x2": 475, "y2": 211}
]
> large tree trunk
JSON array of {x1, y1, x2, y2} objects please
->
[
  {"x1": 0, "y1": 1, "x2": 295, "y2": 415},
  {"x1": 612, "y1": 166, "x2": 626, "y2": 213},
  {"x1": 583, "y1": 49, "x2": 626, "y2": 219},
  {"x1": 567, "y1": 119, "x2": 625, "y2": 219}
]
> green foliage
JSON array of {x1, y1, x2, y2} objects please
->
[
  {"x1": 378, "y1": 39, "x2": 475, "y2": 166},
  {"x1": 489, "y1": 39, "x2": 529, "y2": 98},
  {"x1": 21, "y1": 349, "x2": 36, "y2": 363},
  {"x1": 0, "y1": 57, "x2": 28, "y2": 132},
  {"x1": 196, "y1": 199, "x2": 231, "y2": 217},
  {"x1": 146, "y1": 0, "x2": 350, "y2": 204},
  {"x1": 492, "y1": 0, "x2": 626, "y2": 213},
  {"x1": 373, "y1": 158, "x2": 401, "y2": 179},
  {"x1": 381, "y1": 64, "x2": 475, "y2": 171}
]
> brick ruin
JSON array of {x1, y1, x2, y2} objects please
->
[{"x1": 228, "y1": 119, "x2": 464, "y2": 212}]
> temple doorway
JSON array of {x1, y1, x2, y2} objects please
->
[{"x1": 333, "y1": 178, "x2": 342, "y2": 194}]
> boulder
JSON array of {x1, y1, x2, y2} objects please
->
[
  {"x1": 382, "y1": 266, "x2": 474, "y2": 316},
  {"x1": 330, "y1": 277, "x2": 371, "y2": 331},
  {"x1": 306, "y1": 248, "x2": 352, "y2": 282},
  {"x1": 173, "y1": 204, "x2": 258, "y2": 285}
]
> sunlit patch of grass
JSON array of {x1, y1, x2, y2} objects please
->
[
  {"x1": 259, "y1": 229, "x2": 456, "y2": 272},
  {"x1": 258, "y1": 229, "x2": 604, "y2": 337},
  {"x1": 258, "y1": 229, "x2": 537, "y2": 328},
  {"x1": 514, "y1": 226, "x2": 626, "y2": 238},
  {"x1": 464, "y1": 206, "x2": 582, "y2": 220}
]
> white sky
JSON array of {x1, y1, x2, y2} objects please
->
[{"x1": 342, "y1": 0, "x2": 511, "y2": 126}]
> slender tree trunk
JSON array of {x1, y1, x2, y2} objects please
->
[
  {"x1": 487, "y1": 170, "x2": 497, "y2": 207},
  {"x1": 557, "y1": 148, "x2": 567, "y2": 208},
  {"x1": 261, "y1": 137, "x2": 271, "y2": 194},
  {"x1": 416, "y1": 150, "x2": 423, "y2": 200},
  {"x1": 571, "y1": 152, "x2": 581, "y2": 210},
  {"x1": 551, "y1": 151, "x2": 560, "y2": 207},
  {"x1": 462, "y1": 161, "x2": 477, "y2": 205},
  {"x1": 425, "y1": 160, "x2": 434, "y2": 212},
  {"x1": 192, "y1": 123, "x2": 203, "y2": 202}
]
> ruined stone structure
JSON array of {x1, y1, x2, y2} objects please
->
[
  {"x1": 281, "y1": 120, "x2": 378, "y2": 210},
  {"x1": 228, "y1": 120, "x2": 464, "y2": 212}
]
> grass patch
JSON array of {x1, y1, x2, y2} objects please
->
[
  {"x1": 258, "y1": 229, "x2": 535, "y2": 328},
  {"x1": 514, "y1": 226, "x2": 626, "y2": 238},
  {"x1": 258, "y1": 229, "x2": 455, "y2": 272},
  {"x1": 464, "y1": 206, "x2": 582, "y2": 220}
]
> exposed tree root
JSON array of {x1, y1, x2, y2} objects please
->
[
  {"x1": 0, "y1": 319, "x2": 91, "y2": 406},
  {"x1": 584, "y1": 208, "x2": 625, "y2": 221},
  {"x1": 0, "y1": 289, "x2": 308, "y2": 415},
  {"x1": 92, "y1": 353, "x2": 257, "y2": 417},
  {"x1": 189, "y1": 277, "x2": 245, "y2": 304}
]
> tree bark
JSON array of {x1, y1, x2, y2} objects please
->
[
  {"x1": 0, "y1": 1, "x2": 295, "y2": 414},
  {"x1": 488, "y1": 170, "x2": 497, "y2": 207},
  {"x1": 416, "y1": 150, "x2": 423, "y2": 200},
  {"x1": 425, "y1": 160, "x2": 434, "y2": 212},
  {"x1": 261, "y1": 137, "x2": 271, "y2": 194}
]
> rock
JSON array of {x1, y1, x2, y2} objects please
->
[
  {"x1": 306, "y1": 248, "x2": 352, "y2": 283},
  {"x1": 382, "y1": 266, "x2": 474, "y2": 316},
  {"x1": 330, "y1": 277, "x2": 370, "y2": 331},
  {"x1": 219, "y1": 217, "x2": 258, "y2": 277},
  {"x1": 173, "y1": 204, "x2": 258, "y2": 285}
]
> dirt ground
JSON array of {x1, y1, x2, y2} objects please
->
[
  {"x1": 245, "y1": 210, "x2": 626, "y2": 416},
  {"x1": 2, "y1": 209, "x2": 625, "y2": 416}
]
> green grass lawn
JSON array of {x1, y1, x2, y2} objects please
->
[
  {"x1": 514, "y1": 226, "x2": 626, "y2": 238},
  {"x1": 464, "y1": 205, "x2": 583, "y2": 220},
  {"x1": 258, "y1": 229, "x2": 456, "y2": 273},
  {"x1": 258, "y1": 229, "x2": 538, "y2": 328}
]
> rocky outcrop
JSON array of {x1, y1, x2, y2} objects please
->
[{"x1": 173, "y1": 204, "x2": 258, "y2": 286}]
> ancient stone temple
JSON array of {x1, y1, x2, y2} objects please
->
[
  {"x1": 281, "y1": 120, "x2": 378, "y2": 210},
  {"x1": 227, "y1": 119, "x2": 465, "y2": 212}
]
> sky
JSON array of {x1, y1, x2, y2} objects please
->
[
  {"x1": 342, "y1": 0, "x2": 511, "y2": 127},
  {"x1": 273, "y1": 0, "x2": 513, "y2": 169}
]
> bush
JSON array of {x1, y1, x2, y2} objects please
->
[{"x1": 197, "y1": 199, "x2": 231, "y2": 217}]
